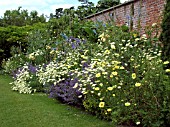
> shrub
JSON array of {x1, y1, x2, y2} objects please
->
[
  {"x1": 2, "y1": 53, "x2": 27, "y2": 74},
  {"x1": 71, "y1": 25, "x2": 170, "y2": 126}
]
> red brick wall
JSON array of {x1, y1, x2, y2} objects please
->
[{"x1": 86, "y1": 0, "x2": 165, "y2": 34}]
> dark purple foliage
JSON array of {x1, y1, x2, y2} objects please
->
[{"x1": 49, "y1": 78, "x2": 83, "y2": 106}]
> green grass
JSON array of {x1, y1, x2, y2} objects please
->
[{"x1": 0, "y1": 75, "x2": 114, "y2": 127}]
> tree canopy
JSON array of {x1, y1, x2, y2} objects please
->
[{"x1": 0, "y1": 6, "x2": 46, "y2": 27}]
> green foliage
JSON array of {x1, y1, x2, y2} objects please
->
[
  {"x1": 160, "y1": 0, "x2": 170, "y2": 62},
  {"x1": 0, "y1": 7, "x2": 46, "y2": 27},
  {"x1": 73, "y1": 26, "x2": 170, "y2": 126},
  {"x1": 0, "y1": 26, "x2": 29, "y2": 67},
  {"x1": 0, "y1": 22, "x2": 48, "y2": 68},
  {"x1": 96, "y1": 0, "x2": 120, "y2": 12},
  {"x1": 2, "y1": 53, "x2": 27, "y2": 74},
  {"x1": 2, "y1": 4, "x2": 170, "y2": 127}
]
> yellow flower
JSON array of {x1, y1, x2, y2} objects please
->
[
  {"x1": 115, "y1": 66, "x2": 119, "y2": 69},
  {"x1": 114, "y1": 53, "x2": 120, "y2": 57},
  {"x1": 67, "y1": 65, "x2": 71, "y2": 68},
  {"x1": 99, "y1": 83, "x2": 103, "y2": 87},
  {"x1": 99, "y1": 33, "x2": 104, "y2": 38},
  {"x1": 152, "y1": 23, "x2": 157, "y2": 27},
  {"x1": 125, "y1": 102, "x2": 131, "y2": 106},
  {"x1": 104, "y1": 50, "x2": 110, "y2": 54},
  {"x1": 112, "y1": 67, "x2": 115, "y2": 70},
  {"x1": 132, "y1": 73, "x2": 136, "y2": 79},
  {"x1": 28, "y1": 54, "x2": 35, "y2": 60},
  {"x1": 100, "y1": 97, "x2": 104, "y2": 101},
  {"x1": 99, "y1": 102, "x2": 105, "y2": 108},
  {"x1": 135, "y1": 83, "x2": 141, "y2": 87},
  {"x1": 101, "y1": 37, "x2": 106, "y2": 42},
  {"x1": 107, "y1": 87, "x2": 113, "y2": 91},
  {"x1": 98, "y1": 93, "x2": 101, "y2": 96},
  {"x1": 111, "y1": 44, "x2": 116, "y2": 49},
  {"x1": 130, "y1": 58, "x2": 134, "y2": 61},
  {"x1": 50, "y1": 50, "x2": 55, "y2": 54},
  {"x1": 163, "y1": 61, "x2": 169, "y2": 64},
  {"x1": 46, "y1": 45, "x2": 51, "y2": 49},
  {"x1": 82, "y1": 91, "x2": 87, "y2": 94},
  {"x1": 102, "y1": 71, "x2": 108, "y2": 75},
  {"x1": 112, "y1": 94, "x2": 116, "y2": 97},
  {"x1": 110, "y1": 74, "x2": 113, "y2": 78},
  {"x1": 112, "y1": 71, "x2": 118, "y2": 76},
  {"x1": 107, "y1": 108, "x2": 112, "y2": 112},
  {"x1": 120, "y1": 66, "x2": 124, "y2": 69},
  {"x1": 94, "y1": 87, "x2": 100, "y2": 91},
  {"x1": 133, "y1": 33, "x2": 137, "y2": 38},
  {"x1": 96, "y1": 73, "x2": 101, "y2": 78},
  {"x1": 165, "y1": 69, "x2": 170, "y2": 72},
  {"x1": 81, "y1": 55, "x2": 88, "y2": 60},
  {"x1": 135, "y1": 38, "x2": 140, "y2": 41},
  {"x1": 136, "y1": 121, "x2": 140, "y2": 125}
]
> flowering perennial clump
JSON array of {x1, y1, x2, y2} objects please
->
[
  {"x1": 11, "y1": 64, "x2": 36, "y2": 94},
  {"x1": 4, "y1": 22, "x2": 170, "y2": 127}
]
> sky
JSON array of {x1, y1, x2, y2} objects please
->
[{"x1": 0, "y1": 0, "x2": 127, "y2": 17}]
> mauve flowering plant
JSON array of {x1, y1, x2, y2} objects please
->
[{"x1": 49, "y1": 77, "x2": 83, "y2": 105}]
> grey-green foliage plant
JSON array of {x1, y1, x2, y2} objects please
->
[{"x1": 26, "y1": 24, "x2": 53, "y2": 65}]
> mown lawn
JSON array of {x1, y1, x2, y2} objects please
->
[{"x1": 0, "y1": 75, "x2": 114, "y2": 127}]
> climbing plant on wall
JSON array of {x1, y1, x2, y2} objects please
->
[{"x1": 160, "y1": 0, "x2": 170, "y2": 62}]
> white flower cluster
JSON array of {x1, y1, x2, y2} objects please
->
[
  {"x1": 11, "y1": 64, "x2": 36, "y2": 94},
  {"x1": 70, "y1": 44, "x2": 124, "y2": 96},
  {"x1": 36, "y1": 48, "x2": 84, "y2": 86},
  {"x1": 37, "y1": 61, "x2": 68, "y2": 85},
  {"x1": 2, "y1": 54, "x2": 25, "y2": 74},
  {"x1": 28, "y1": 49, "x2": 43, "y2": 60}
]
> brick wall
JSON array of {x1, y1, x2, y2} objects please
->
[{"x1": 85, "y1": 0, "x2": 165, "y2": 34}]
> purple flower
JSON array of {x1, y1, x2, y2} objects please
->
[
  {"x1": 49, "y1": 78, "x2": 83, "y2": 106},
  {"x1": 28, "y1": 64, "x2": 37, "y2": 74}
]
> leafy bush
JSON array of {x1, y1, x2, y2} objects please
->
[
  {"x1": 2, "y1": 53, "x2": 27, "y2": 74},
  {"x1": 70, "y1": 24, "x2": 170, "y2": 126}
]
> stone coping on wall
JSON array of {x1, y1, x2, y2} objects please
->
[{"x1": 84, "y1": 0, "x2": 134, "y2": 19}]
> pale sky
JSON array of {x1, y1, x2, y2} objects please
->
[{"x1": 0, "y1": 0, "x2": 127, "y2": 17}]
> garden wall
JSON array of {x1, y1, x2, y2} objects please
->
[{"x1": 85, "y1": 0, "x2": 165, "y2": 34}]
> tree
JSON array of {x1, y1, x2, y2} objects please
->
[
  {"x1": 76, "y1": 1, "x2": 96, "y2": 19},
  {"x1": 0, "y1": 7, "x2": 46, "y2": 27},
  {"x1": 96, "y1": 0, "x2": 120, "y2": 12}
]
